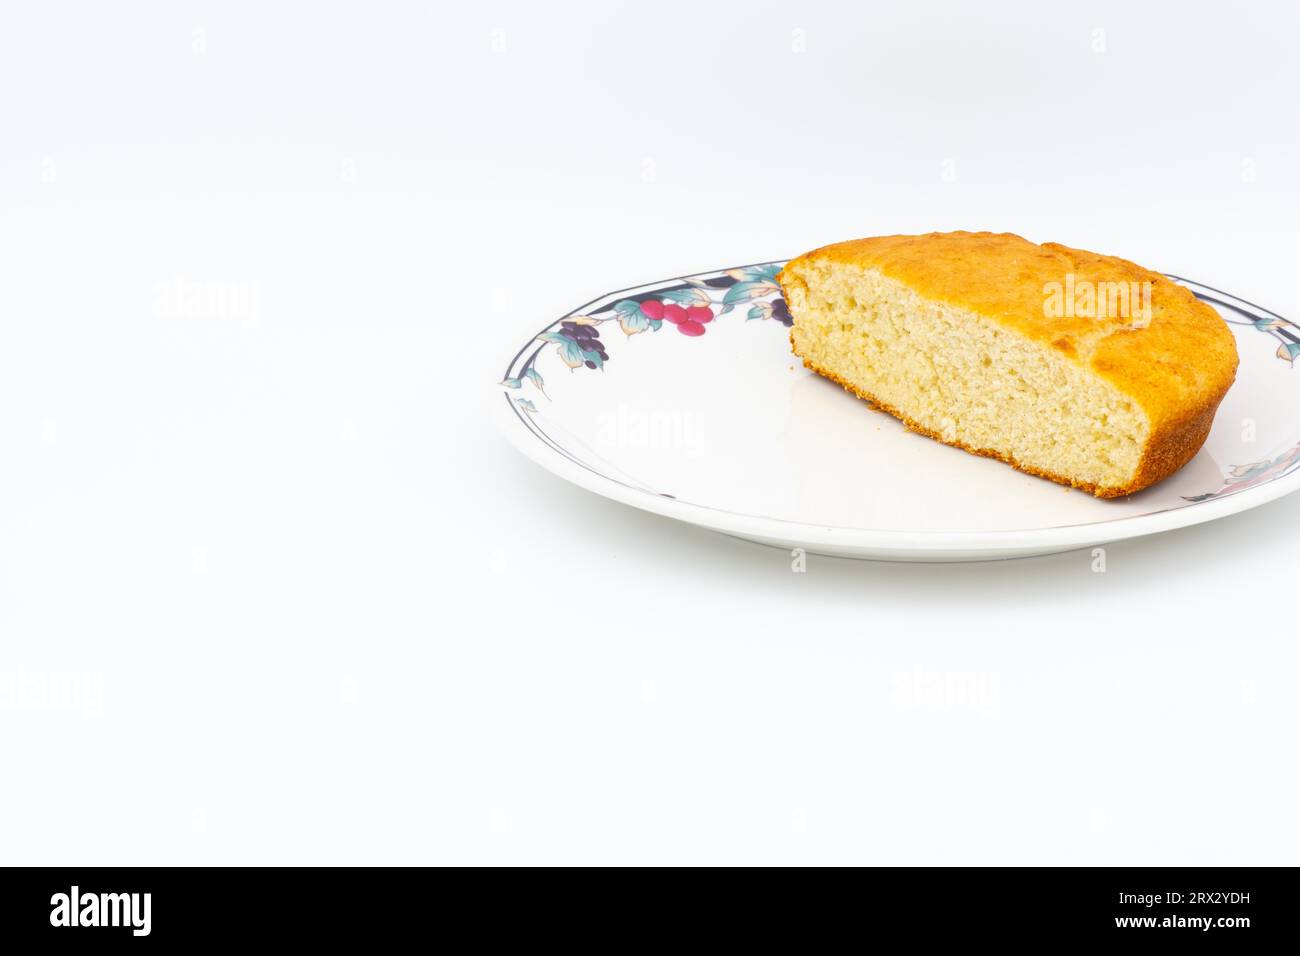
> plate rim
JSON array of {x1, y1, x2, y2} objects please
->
[{"x1": 495, "y1": 264, "x2": 1300, "y2": 555}]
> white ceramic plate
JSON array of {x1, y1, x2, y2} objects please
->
[{"x1": 495, "y1": 260, "x2": 1300, "y2": 561}]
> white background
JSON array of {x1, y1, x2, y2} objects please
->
[{"x1": 2, "y1": 1, "x2": 1298, "y2": 864}]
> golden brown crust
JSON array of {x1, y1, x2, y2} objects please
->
[{"x1": 779, "y1": 232, "x2": 1239, "y2": 497}]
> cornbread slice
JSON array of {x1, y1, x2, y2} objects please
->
[{"x1": 778, "y1": 232, "x2": 1238, "y2": 497}]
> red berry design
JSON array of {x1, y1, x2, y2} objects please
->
[
  {"x1": 662, "y1": 304, "x2": 687, "y2": 325},
  {"x1": 677, "y1": 319, "x2": 705, "y2": 336},
  {"x1": 639, "y1": 300, "x2": 664, "y2": 321},
  {"x1": 686, "y1": 305, "x2": 713, "y2": 324}
]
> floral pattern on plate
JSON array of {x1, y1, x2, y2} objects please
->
[{"x1": 499, "y1": 263, "x2": 789, "y2": 412}]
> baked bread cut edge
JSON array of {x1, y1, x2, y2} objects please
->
[{"x1": 787, "y1": 329, "x2": 1224, "y2": 500}]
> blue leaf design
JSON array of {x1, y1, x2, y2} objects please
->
[
  {"x1": 539, "y1": 331, "x2": 586, "y2": 368},
  {"x1": 732, "y1": 263, "x2": 782, "y2": 284},
  {"x1": 660, "y1": 287, "x2": 712, "y2": 307},
  {"x1": 524, "y1": 367, "x2": 546, "y2": 395},
  {"x1": 557, "y1": 338, "x2": 586, "y2": 368},
  {"x1": 720, "y1": 279, "x2": 780, "y2": 314},
  {"x1": 611, "y1": 299, "x2": 651, "y2": 335},
  {"x1": 618, "y1": 310, "x2": 650, "y2": 335}
]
